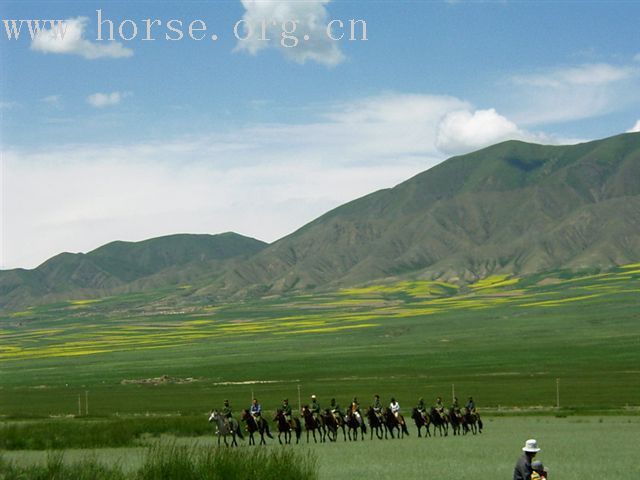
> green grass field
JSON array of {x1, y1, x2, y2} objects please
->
[
  {"x1": 1, "y1": 265, "x2": 639, "y2": 418},
  {"x1": 3, "y1": 417, "x2": 639, "y2": 479}
]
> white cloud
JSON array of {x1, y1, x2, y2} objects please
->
[
  {"x1": 86, "y1": 91, "x2": 130, "y2": 108},
  {"x1": 31, "y1": 17, "x2": 133, "y2": 59},
  {"x1": 507, "y1": 62, "x2": 640, "y2": 126},
  {"x1": 627, "y1": 120, "x2": 640, "y2": 133},
  {"x1": 512, "y1": 63, "x2": 635, "y2": 88},
  {"x1": 0, "y1": 101, "x2": 18, "y2": 109},
  {"x1": 41, "y1": 95, "x2": 62, "y2": 106},
  {"x1": 235, "y1": 0, "x2": 345, "y2": 67},
  {"x1": 1, "y1": 93, "x2": 576, "y2": 269},
  {"x1": 436, "y1": 108, "x2": 526, "y2": 154}
]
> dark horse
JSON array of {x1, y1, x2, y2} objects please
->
[
  {"x1": 366, "y1": 407, "x2": 386, "y2": 440},
  {"x1": 462, "y1": 409, "x2": 483, "y2": 435},
  {"x1": 448, "y1": 407, "x2": 463, "y2": 436},
  {"x1": 383, "y1": 407, "x2": 409, "y2": 439},
  {"x1": 301, "y1": 406, "x2": 325, "y2": 443},
  {"x1": 273, "y1": 409, "x2": 301, "y2": 445},
  {"x1": 241, "y1": 409, "x2": 273, "y2": 445},
  {"x1": 429, "y1": 407, "x2": 449, "y2": 437},
  {"x1": 411, "y1": 408, "x2": 431, "y2": 438},
  {"x1": 344, "y1": 409, "x2": 366, "y2": 441},
  {"x1": 322, "y1": 409, "x2": 346, "y2": 442}
]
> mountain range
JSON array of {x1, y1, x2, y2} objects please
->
[{"x1": 2, "y1": 132, "x2": 639, "y2": 312}]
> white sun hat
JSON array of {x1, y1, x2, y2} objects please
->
[{"x1": 522, "y1": 439, "x2": 541, "y2": 453}]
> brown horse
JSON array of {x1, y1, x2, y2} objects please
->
[
  {"x1": 463, "y1": 409, "x2": 483, "y2": 435},
  {"x1": 301, "y1": 406, "x2": 325, "y2": 443},
  {"x1": 322, "y1": 409, "x2": 345, "y2": 442},
  {"x1": 344, "y1": 408, "x2": 366, "y2": 441},
  {"x1": 429, "y1": 407, "x2": 449, "y2": 437},
  {"x1": 273, "y1": 409, "x2": 301, "y2": 444},
  {"x1": 383, "y1": 407, "x2": 409, "y2": 439},
  {"x1": 449, "y1": 407, "x2": 463, "y2": 436},
  {"x1": 366, "y1": 407, "x2": 386, "y2": 440},
  {"x1": 411, "y1": 408, "x2": 431, "y2": 438},
  {"x1": 241, "y1": 409, "x2": 273, "y2": 445}
]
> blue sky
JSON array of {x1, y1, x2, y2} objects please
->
[{"x1": 1, "y1": 1, "x2": 640, "y2": 269}]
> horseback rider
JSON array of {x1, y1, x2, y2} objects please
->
[
  {"x1": 250, "y1": 398, "x2": 262, "y2": 419},
  {"x1": 330, "y1": 398, "x2": 342, "y2": 421},
  {"x1": 310, "y1": 395, "x2": 321, "y2": 421},
  {"x1": 452, "y1": 396, "x2": 461, "y2": 414},
  {"x1": 417, "y1": 397, "x2": 427, "y2": 421},
  {"x1": 351, "y1": 396, "x2": 363, "y2": 425},
  {"x1": 373, "y1": 394, "x2": 383, "y2": 413},
  {"x1": 222, "y1": 399, "x2": 233, "y2": 419},
  {"x1": 390, "y1": 397, "x2": 404, "y2": 425},
  {"x1": 282, "y1": 398, "x2": 292, "y2": 423},
  {"x1": 466, "y1": 396, "x2": 477, "y2": 417},
  {"x1": 434, "y1": 396, "x2": 446, "y2": 420}
]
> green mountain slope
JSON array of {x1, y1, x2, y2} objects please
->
[
  {"x1": 0, "y1": 233, "x2": 267, "y2": 311},
  {"x1": 2, "y1": 132, "x2": 639, "y2": 311},
  {"x1": 201, "y1": 132, "x2": 640, "y2": 298}
]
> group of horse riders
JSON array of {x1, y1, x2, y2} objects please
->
[
  {"x1": 219, "y1": 394, "x2": 478, "y2": 430},
  {"x1": 416, "y1": 395, "x2": 478, "y2": 422}
]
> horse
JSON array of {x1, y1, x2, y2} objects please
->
[
  {"x1": 322, "y1": 409, "x2": 345, "y2": 442},
  {"x1": 241, "y1": 409, "x2": 273, "y2": 445},
  {"x1": 366, "y1": 407, "x2": 386, "y2": 440},
  {"x1": 411, "y1": 408, "x2": 431, "y2": 438},
  {"x1": 344, "y1": 409, "x2": 366, "y2": 441},
  {"x1": 383, "y1": 407, "x2": 409, "y2": 439},
  {"x1": 448, "y1": 407, "x2": 463, "y2": 436},
  {"x1": 301, "y1": 406, "x2": 326, "y2": 443},
  {"x1": 274, "y1": 409, "x2": 301, "y2": 445},
  {"x1": 208, "y1": 410, "x2": 242, "y2": 447},
  {"x1": 429, "y1": 407, "x2": 449, "y2": 437},
  {"x1": 462, "y1": 409, "x2": 483, "y2": 435}
]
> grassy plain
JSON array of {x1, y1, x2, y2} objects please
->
[{"x1": 1, "y1": 266, "x2": 639, "y2": 418}]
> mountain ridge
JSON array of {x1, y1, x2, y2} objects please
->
[{"x1": 2, "y1": 132, "x2": 639, "y2": 311}]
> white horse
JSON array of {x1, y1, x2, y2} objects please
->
[{"x1": 208, "y1": 410, "x2": 242, "y2": 447}]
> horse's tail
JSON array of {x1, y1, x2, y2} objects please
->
[
  {"x1": 235, "y1": 423, "x2": 244, "y2": 440},
  {"x1": 402, "y1": 422, "x2": 409, "y2": 436}
]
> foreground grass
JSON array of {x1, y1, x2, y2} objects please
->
[
  {"x1": 3, "y1": 417, "x2": 638, "y2": 480},
  {"x1": 0, "y1": 416, "x2": 208, "y2": 450},
  {"x1": 0, "y1": 444, "x2": 318, "y2": 480}
]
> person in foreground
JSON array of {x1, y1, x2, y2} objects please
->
[{"x1": 513, "y1": 438, "x2": 541, "y2": 480}]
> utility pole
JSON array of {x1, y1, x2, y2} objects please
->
[
  {"x1": 297, "y1": 384, "x2": 302, "y2": 413},
  {"x1": 85, "y1": 391, "x2": 89, "y2": 416},
  {"x1": 78, "y1": 394, "x2": 82, "y2": 416},
  {"x1": 556, "y1": 378, "x2": 560, "y2": 409}
]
